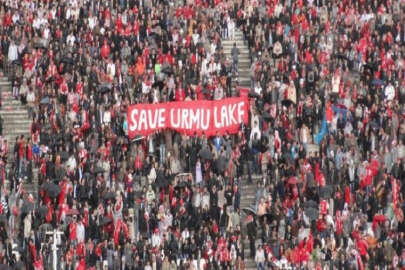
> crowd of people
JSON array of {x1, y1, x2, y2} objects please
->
[{"x1": 0, "y1": 0, "x2": 403, "y2": 269}]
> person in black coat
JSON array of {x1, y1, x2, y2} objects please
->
[
  {"x1": 218, "y1": 207, "x2": 228, "y2": 234},
  {"x1": 224, "y1": 185, "x2": 233, "y2": 207}
]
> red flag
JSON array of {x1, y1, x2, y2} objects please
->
[
  {"x1": 314, "y1": 163, "x2": 325, "y2": 187},
  {"x1": 372, "y1": 214, "x2": 387, "y2": 231},
  {"x1": 326, "y1": 101, "x2": 333, "y2": 122},
  {"x1": 345, "y1": 186, "x2": 351, "y2": 205},
  {"x1": 357, "y1": 238, "x2": 368, "y2": 256},
  {"x1": 114, "y1": 219, "x2": 122, "y2": 246},
  {"x1": 306, "y1": 232, "x2": 314, "y2": 254},
  {"x1": 58, "y1": 181, "x2": 67, "y2": 205}
]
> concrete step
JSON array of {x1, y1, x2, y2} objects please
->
[
  {"x1": 1, "y1": 104, "x2": 30, "y2": 110},
  {"x1": 0, "y1": 109, "x2": 29, "y2": 115},
  {"x1": 3, "y1": 129, "x2": 31, "y2": 135},
  {"x1": 3, "y1": 133, "x2": 30, "y2": 140},
  {"x1": 233, "y1": 72, "x2": 250, "y2": 77},
  {"x1": 233, "y1": 74, "x2": 250, "y2": 79},
  {"x1": 223, "y1": 47, "x2": 250, "y2": 53},
  {"x1": 0, "y1": 81, "x2": 11, "y2": 86},
  {"x1": 222, "y1": 42, "x2": 248, "y2": 47},
  {"x1": 221, "y1": 27, "x2": 255, "y2": 269},
  {"x1": 3, "y1": 119, "x2": 32, "y2": 125},
  {"x1": 230, "y1": 58, "x2": 251, "y2": 63},
  {"x1": 1, "y1": 98, "x2": 20, "y2": 104},
  {"x1": 0, "y1": 113, "x2": 30, "y2": 121}
]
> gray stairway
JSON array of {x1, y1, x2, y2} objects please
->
[
  {"x1": 222, "y1": 29, "x2": 251, "y2": 97},
  {"x1": 0, "y1": 75, "x2": 37, "y2": 196}
]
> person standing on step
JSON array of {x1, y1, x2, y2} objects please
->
[
  {"x1": 0, "y1": 116, "x2": 3, "y2": 135},
  {"x1": 228, "y1": 18, "x2": 235, "y2": 41},
  {"x1": 232, "y1": 43, "x2": 239, "y2": 76},
  {"x1": 221, "y1": 15, "x2": 228, "y2": 40},
  {"x1": 246, "y1": 215, "x2": 256, "y2": 259}
]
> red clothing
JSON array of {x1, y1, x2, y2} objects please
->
[
  {"x1": 76, "y1": 258, "x2": 86, "y2": 270},
  {"x1": 316, "y1": 219, "x2": 326, "y2": 232},
  {"x1": 134, "y1": 155, "x2": 142, "y2": 170},
  {"x1": 175, "y1": 88, "x2": 185, "y2": 101},
  {"x1": 33, "y1": 255, "x2": 44, "y2": 270},
  {"x1": 26, "y1": 144, "x2": 32, "y2": 160},
  {"x1": 3, "y1": 13, "x2": 12, "y2": 27},
  {"x1": 100, "y1": 44, "x2": 111, "y2": 59},
  {"x1": 69, "y1": 222, "x2": 77, "y2": 241},
  {"x1": 29, "y1": 242, "x2": 37, "y2": 261},
  {"x1": 46, "y1": 204, "x2": 53, "y2": 223}
]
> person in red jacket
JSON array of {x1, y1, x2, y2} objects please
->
[
  {"x1": 69, "y1": 216, "x2": 78, "y2": 243},
  {"x1": 100, "y1": 39, "x2": 110, "y2": 59}
]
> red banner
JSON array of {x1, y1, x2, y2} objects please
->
[{"x1": 127, "y1": 97, "x2": 249, "y2": 138}]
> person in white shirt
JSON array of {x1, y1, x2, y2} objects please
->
[
  {"x1": 151, "y1": 229, "x2": 161, "y2": 247},
  {"x1": 192, "y1": 33, "x2": 200, "y2": 44},
  {"x1": 254, "y1": 82, "x2": 262, "y2": 96},
  {"x1": 103, "y1": 109, "x2": 111, "y2": 125},
  {"x1": 11, "y1": 11, "x2": 19, "y2": 24},
  {"x1": 214, "y1": 85, "x2": 224, "y2": 100},
  {"x1": 88, "y1": 16, "x2": 97, "y2": 30},
  {"x1": 26, "y1": 88, "x2": 36, "y2": 119},
  {"x1": 228, "y1": 19, "x2": 235, "y2": 40},
  {"x1": 8, "y1": 40, "x2": 18, "y2": 62},
  {"x1": 106, "y1": 60, "x2": 116, "y2": 79},
  {"x1": 32, "y1": 17, "x2": 42, "y2": 30},
  {"x1": 67, "y1": 32, "x2": 76, "y2": 46},
  {"x1": 201, "y1": 189, "x2": 210, "y2": 209},
  {"x1": 142, "y1": 80, "x2": 151, "y2": 95},
  {"x1": 181, "y1": 227, "x2": 190, "y2": 242},
  {"x1": 66, "y1": 152, "x2": 77, "y2": 171},
  {"x1": 255, "y1": 245, "x2": 266, "y2": 269},
  {"x1": 76, "y1": 219, "x2": 85, "y2": 243},
  {"x1": 210, "y1": 42, "x2": 217, "y2": 55},
  {"x1": 201, "y1": 57, "x2": 209, "y2": 77},
  {"x1": 43, "y1": 25, "x2": 51, "y2": 41}
]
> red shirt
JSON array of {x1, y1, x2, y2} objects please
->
[
  {"x1": 100, "y1": 44, "x2": 110, "y2": 59},
  {"x1": 26, "y1": 144, "x2": 32, "y2": 160},
  {"x1": 175, "y1": 88, "x2": 185, "y2": 101},
  {"x1": 3, "y1": 13, "x2": 12, "y2": 27},
  {"x1": 18, "y1": 141, "x2": 25, "y2": 158},
  {"x1": 69, "y1": 222, "x2": 77, "y2": 241}
]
